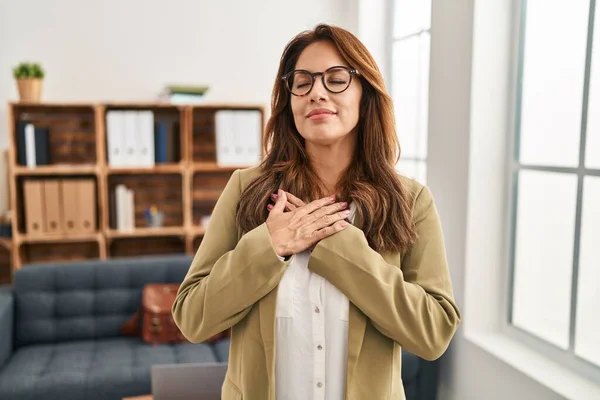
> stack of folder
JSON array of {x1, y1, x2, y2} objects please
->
[
  {"x1": 23, "y1": 179, "x2": 96, "y2": 237},
  {"x1": 214, "y1": 110, "x2": 262, "y2": 166},
  {"x1": 106, "y1": 110, "x2": 180, "y2": 167}
]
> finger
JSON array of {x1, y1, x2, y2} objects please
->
[
  {"x1": 271, "y1": 192, "x2": 304, "y2": 209},
  {"x1": 297, "y1": 201, "x2": 347, "y2": 227},
  {"x1": 314, "y1": 219, "x2": 349, "y2": 240},
  {"x1": 271, "y1": 189, "x2": 287, "y2": 214},
  {"x1": 267, "y1": 204, "x2": 274, "y2": 212},
  {"x1": 295, "y1": 194, "x2": 336, "y2": 219},
  {"x1": 305, "y1": 208, "x2": 351, "y2": 233},
  {"x1": 283, "y1": 191, "x2": 306, "y2": 207},
  {"x1": 285, "y1": 201, "x2": 297, "y2": 211}
]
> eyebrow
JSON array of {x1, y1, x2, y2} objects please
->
[{"x1": 292, "y1": 65, "x2": 351, "y2": 72}]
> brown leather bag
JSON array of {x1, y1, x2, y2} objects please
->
[
  {"x1": 141, "y1": 283, "x2": 188, "y2": 345},
  {"x1": 120, "y1": 283, "x2": 229, "y2": 345}
]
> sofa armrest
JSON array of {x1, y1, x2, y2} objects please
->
[
  {"x1": 416, "y1": 355, "x2": 441, "y2": 400},
  {"x1": 0, "y1": 286, "x2": 14, "y2": 371}
]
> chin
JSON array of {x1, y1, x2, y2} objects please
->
[{"x1": 304, "y1": 132, "x2": 345, "y2": 145}]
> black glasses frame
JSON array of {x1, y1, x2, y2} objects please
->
[{"x1": 281, "y1": 65, "x2": 360, "y2": 96}]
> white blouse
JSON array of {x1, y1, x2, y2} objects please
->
[{"x1": 275, "y1": 203, "x2": 357, "y2": 400}]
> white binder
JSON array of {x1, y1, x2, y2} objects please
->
[
  {"x1": 215, "y1": 110, "x2": 236, "y2": 166},
  {"x1": 106, "y1": 111, "x2": 126, "y2": 167},
  {"x1": 136, "y1": 111, "x2": 155, "y2": 167},
  {"x1": 122, "y1": 111, "x2": 138, "y2": 166}
]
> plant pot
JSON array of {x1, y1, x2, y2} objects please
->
[{"x1": 16, "y1": 78, "x2": 43, "y2": 102}]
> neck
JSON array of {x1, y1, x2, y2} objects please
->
[{"x1": 305, "y1": 132, "x2": 356, "y2": 195}]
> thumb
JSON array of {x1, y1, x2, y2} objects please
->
[{"x1": 271, "y1": 189, "x2": 287, "y2": 214}]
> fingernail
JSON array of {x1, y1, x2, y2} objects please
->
[
  {"x1": 341, "y1": 202, "x2": 348, "y2": 208},
  {"x1": 271, "y1": 193, "x2": 278, "y2": 199},
  {"x1": 343, "y1": 209, "x2": 351, "y2": 215},
  {"x1": 330, "y1": 194, "x2": 336, "y2": 200},
  {"x1": 267, "y1": 204, "x2": 273, "y2": 210}
]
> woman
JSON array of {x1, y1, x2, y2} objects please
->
[{"x1": 172, "y1": 23, "x2": 460, "y2": 400}]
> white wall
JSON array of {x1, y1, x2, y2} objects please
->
[
  {"x1": 0, "y1": 0, "x2": 358, "y2": 213},
  {"x1": 428, "y1": 0, "x2": 565, "y2": 399}
]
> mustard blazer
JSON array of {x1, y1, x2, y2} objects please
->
[{"x1": 172, "y1": 166, "x2": 461, "y2": 400}]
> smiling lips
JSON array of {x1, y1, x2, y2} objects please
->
[{"x1": 307, "y1": 108, "x2": 336, "y2": 121}]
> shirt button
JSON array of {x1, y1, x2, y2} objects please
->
[
  {"x1": 317, "y1": 345, "x2": 323, "y2": 350},
  {"x1": 317, "y1": 382, "x2": 323, "y2": 388},
  {"x1": 315, "y1": 306, "x2": 320, "y2": 313}
]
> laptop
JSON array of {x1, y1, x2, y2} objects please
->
[{"x1": 151, "y1": 362, "x2": 228, "y2": 400}]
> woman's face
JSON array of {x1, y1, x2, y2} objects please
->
[{"x1": 290, "y1": 40, "x2": 362, "y2": 146}]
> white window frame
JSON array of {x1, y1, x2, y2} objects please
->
[
  {"x1": 505, "y1": 0, "x2": 600, "y2": 384},
  {"x1": 388, "y1": 0, "x2": 431, "y2": 183},
  {"x1": 464, "y1": 0, "x2": 600, "y2": 398}
]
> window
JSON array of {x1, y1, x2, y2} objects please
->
[
  {"x1": 391, "y1": 0, "x2": 431, "y2": 183},
  {"x1": 509, "y1": 0, "x2": 600, "y2": 373}
]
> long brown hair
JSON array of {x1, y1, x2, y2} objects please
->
[{"x1": 236, "y1": 23, "x2": 417, "y2": 254}]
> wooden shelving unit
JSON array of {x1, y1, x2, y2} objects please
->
[{"x1": 3, "y1": 101, "x2": 265, "y2": 278}]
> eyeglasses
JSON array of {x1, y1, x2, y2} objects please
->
[{"x1": 281, "y1": 65, "x2": 360, "y2": 96}]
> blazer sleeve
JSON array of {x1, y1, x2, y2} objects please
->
[
  {"x1": 172, "y1": 169, "x2": 291, "y2": 343},
  {"x1": 308, "y1": 184, "x2": 461, "y2": 360}
]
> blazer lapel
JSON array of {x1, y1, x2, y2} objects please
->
[
  {"x1": 344, "y1": 207, "x2": 367, "y2": 395},
  {"x1": 259, "y1": 285, "x2": 278, "y2": 400}
]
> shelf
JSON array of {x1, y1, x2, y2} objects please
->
[
  {"x1": 13, "y1": 164, "x2": 98, "y2": 176},
  {"x1": 193, "y1": 162, "x2": 250, "y2": 172},
  {"x1": 7, "y1": 102, "x2": 265, "y2": 270},
  {"x1": 106, "y1": 164, "x2": 184, "y2": 175},
  {"x1": 18, "y1": 232, "x2": 102, "y2": 244},
  {"x1": 10, "y1": 101, "x2": 95, "y2": 107},
  {"x1": 0, "y1": 238, "x2": 12, "y2": 250},
  {"x1": 192, "y1": 226, "x2": 207, "y2": 236},
  {"x1": 106, "y1": 227, "x2": 186, "y2": 239}
]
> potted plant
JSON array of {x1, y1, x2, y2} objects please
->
[{"x1": 13, "y1": 62, "x2": 45, "y2": 102}]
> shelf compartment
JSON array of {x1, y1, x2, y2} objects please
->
[
  {"x1": 104, "y1": 105, "x2": 183, "y2": 166},
  {"x1": 18, "y1": 232, "x2": 102, "y2": 244},
  {"x1": 108, "y1": 174, "x2": 183, "y2": 230},
  {"x1": 191, "y1": 171, "x2": 234, "y2": 226},
  {"x1": 11, "y1": 104, "x2": 97, "y2": 166},
  {"x1": 15, "y1": 175, "x2": 99, "y2": 236},
  {"x1": 19, "y1": 241, "x2": 100, "y2": 266},
  {"x1": 109, "y1": 236, "x2": 186, "y2": 258}
]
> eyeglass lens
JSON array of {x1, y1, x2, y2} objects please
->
[{"x1": 287, "y1": 67, "x2": 352, "y2": 96}]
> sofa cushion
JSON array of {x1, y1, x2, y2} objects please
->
[
  {"x1": 0, "y1": 337, "x2": 229, "y2": 400},
  {"x1": 14, "y1": 255, "x2": 194, "y2": 347}
]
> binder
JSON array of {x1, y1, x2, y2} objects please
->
[
  {"x1": 23, "y1": 180, "x2": 45, "y2": 236},
  {"x1": 123, "y1": 111, "x2": 138, "y2": 166},
  {"x1": 61, "y1": 180, "x2": 81, "y2": 235},
  {"x1": 136, "y1": 111, "x2": 155, "y2": 167},
  {"x1": 24, "y1": 123, "x2": 36, "y2": 168},
  {"x1": 77, "y1": 180, "x2": 96, "y2": 232},
  {"x1": 42, "y1": 180, "x2": 63, "y2": 235},
  {"x1": 238, "y1": 110, "x2": 262, "y2": 165},
  {"x1": 107, "y1": 111, "x2": 126, "y2": 167},
  {"x1": 215, "y1": 110, "x2": 235, "y2": 166}
]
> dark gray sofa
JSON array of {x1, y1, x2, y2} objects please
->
[{"x1": 0, "y1": 254, "x2": 440, "y2": 400}]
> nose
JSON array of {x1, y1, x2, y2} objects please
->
[{"x1": 309, "y1": 75, "x2": 328, "y2": 103}]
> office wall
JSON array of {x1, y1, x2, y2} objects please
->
[{"x1": 0, "y1": 0, "x2": 359, "y2": 213}]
